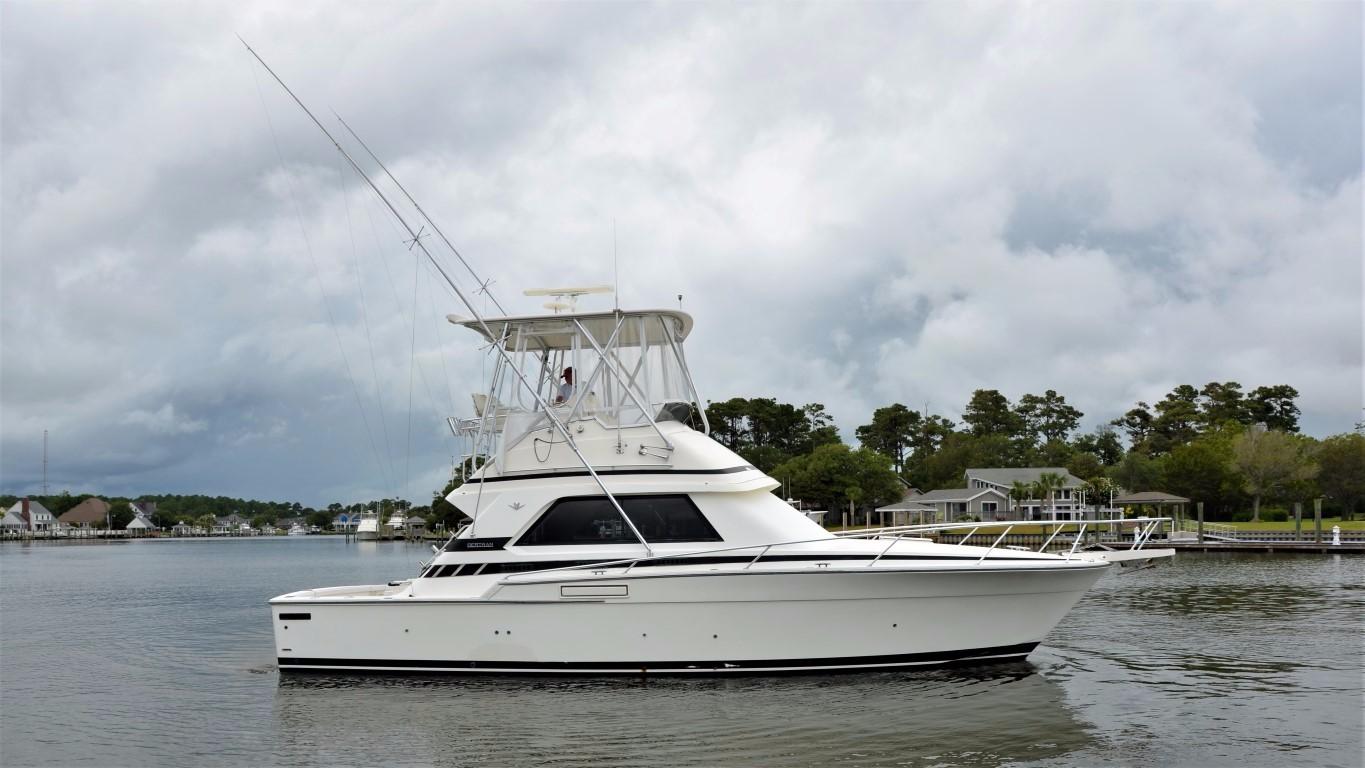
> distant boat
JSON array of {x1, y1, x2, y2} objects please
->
[
  {"x1": 355, "y1": 511, "x2": 380, "y2": 541},
  {"x1": 287, "y1": 523, "x2": 308, "y2": 536}
]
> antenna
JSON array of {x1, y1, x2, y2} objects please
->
[
  {"x1": 613, "y1": 219, "x2": 619, "y2": 311},
  {"x1": 677, "y1": 294, "x2": 683, "y2": 311}
]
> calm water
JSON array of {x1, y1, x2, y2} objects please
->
[{"x1": 1, "y1": 538, "x2": 1361, "y2": 768}]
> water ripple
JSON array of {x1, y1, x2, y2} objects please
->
[{"x1": 2, "y1": 541, "x2": 1361, "y2": 768}]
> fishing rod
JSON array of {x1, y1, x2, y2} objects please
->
[
  {"x1": 331, "y1": 111, "x2": 508, "y2": 316},
  {"x1": 238, "y1": 39, "x2": 653, "y2": 554}
]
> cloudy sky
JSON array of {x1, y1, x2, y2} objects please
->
[{"x1": 2, "y1": 2, "x2": 1360, "y2": 506}]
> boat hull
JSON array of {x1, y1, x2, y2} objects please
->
[{"x1": 272, "y1": 564, "x2": 1107, "y2": 674}]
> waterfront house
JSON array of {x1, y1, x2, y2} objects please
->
[
  {"x1": 964, "y1": 468, "x2": 1088, "y2": 519},
  {"x1": 171, "y1": 521, "x2": 195, "y2": 536},
  {"x1": 125, "y1": 513, "x2": 157, "y2": 536},
  {"x1": 276, "y1": 516, "x2": 305, "y2": 532},
  {"x1": 874, "y1": 491, "x2": 938, "y2": 526},
  {"x1": 213, "y1": 513, "x2": 254, "y2": 535},
  {"x1": 59, "y1": 497, "x2": 111, "y2": 531},
  {"x1": 2, "y1": 499, "x2": 59, "y2": 534},
  {"x1": 908, "y1": 487, "x2": 1012, "y2": 523},
  {"x1": 332, "y1": 513, "x2": 360, "y2": 532},
  {"x1": 0, "y1": 508, "x2": 25, "y2": 535}
]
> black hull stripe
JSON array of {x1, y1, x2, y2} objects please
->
[
  {"x1": 467, "y1": 465, "x2": 757, "y2": 484},
  {"x1": 425, "y1": 552, "x2": 1059, "y2": 577},
  {"x1": 277, "y1": 642, "x2": 1038, "y2": 674}
]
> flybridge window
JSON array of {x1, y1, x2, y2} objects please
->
[{"x1": 517, "y1": 495, "x2": 722, "y2": 546}]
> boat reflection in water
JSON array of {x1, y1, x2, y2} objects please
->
[{"x1": 272, "y1": 663, "x2": 1093, "y2": 767}]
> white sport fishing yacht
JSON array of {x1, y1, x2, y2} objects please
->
[
  {"x1": 354, "y1": 510, "x2": 380, "y2": 542},
  {"x1": 240, "y1": 38, "x2": 1169, "y2": 675},
  {"x1": 271, "y1": 304, "x2": 1171, "y2": 674},
  {"x1": 388, "y1": 511, "x2": 407, "y2": 539}
]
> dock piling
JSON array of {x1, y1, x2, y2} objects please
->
[
  {"x1": 1294, "y1": 502, "x2": 1302, "y2": 541},
  {"x1": 1314, "y1": 498, "x2": 1323, "y2": 544}
]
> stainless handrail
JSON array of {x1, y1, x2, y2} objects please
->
[
  {"x1": 1132, "y1": 519, "x2": 1162, "y2": 550},
  {"x1": 1066, "y1": 523, "x2": 1089, "y2": 559},
  {"x1": 867, "y1": 536, "x2": 903, "y2": 567},
  {"x1": 744, "y1": 544, "x2": 773, "y2": 570},
  {"x1": 1038, "y1": 524, "x2": 1067, "y2": 552},
  {"x1": 976, "y1": 526, "x2": 1015, "y2": 564},
  {"x1": 837, "y1": 517, "x2": 1173, "y2": 554},
  {"x1": 486, "y1": 517, "x2": 1176, "y2": 586}
]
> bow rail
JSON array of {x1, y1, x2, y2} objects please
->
[{"x1": 489, "y1": 516, "x2": 1174, "y2": 587}]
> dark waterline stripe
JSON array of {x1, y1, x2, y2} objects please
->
[{"x1": 277, "y1": 642, "x2": 1038, "y2": 675}]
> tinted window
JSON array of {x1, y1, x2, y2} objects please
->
[
  {"x1": 622, "y1": 495, "x2": 722, "y2": 543},
  {"x1": 517, "y1": 495, "x2": 721, "y2": 546},
  {"x1": 517, "y1": 498, "x2": 638, "y2": 546}
]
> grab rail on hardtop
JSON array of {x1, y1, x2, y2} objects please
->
[{"x1": 488, "y1": 516, "x2": 1173, "y2": 587}]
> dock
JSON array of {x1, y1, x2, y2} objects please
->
[{"x1": 1167, "y1": 540, "x2": 1365, "y2": 554}]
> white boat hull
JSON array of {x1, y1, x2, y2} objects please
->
[
  {"x1": 355, "y1": 517, "x2": 380, "y2": 541},
  {"x1": 272, "y1": 563, "x2": 1107, "y2": 674}
]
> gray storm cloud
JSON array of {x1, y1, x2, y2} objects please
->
[{"x1": 1, "y1": 2, "x2": 1360, "y2": 505}]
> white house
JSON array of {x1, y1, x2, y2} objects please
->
[
  {"x1": 2, "y1": 499, "x2": 59, "y2": 534},
  {"x1": 126, "y1": 514, "x2": 157, "y2": 536},
  {"x1": 0, "y1": 509, "x2": 25, "y2": 534},
  {"x1": 213, "y1": 513, "x2": 254, "y2": 535}
]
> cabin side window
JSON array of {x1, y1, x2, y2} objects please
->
[
  {"x1": 623, "y1": 495, "x2": 722, "y2": 543},
  {"x1": 517, "y1": 495, "x2": 721, "y2": 546}
]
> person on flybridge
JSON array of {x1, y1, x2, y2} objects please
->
[
  {"x1": 524, "y1": 286, "x2": 606, "y2": 407},
  {"x1": 555, "y1": 367, "x2": 575, "y2": 404}
]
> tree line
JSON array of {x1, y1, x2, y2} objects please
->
[
  {"x1": 705, "y1": 383, "x2": 1364, "y2": 522},
  {"x1": 13, "y1": 382, "x2": 1359, "y2": 529}
]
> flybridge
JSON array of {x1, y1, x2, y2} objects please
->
[{"x1": 447, "y1": 307, "x2": 711, "y2": 487}]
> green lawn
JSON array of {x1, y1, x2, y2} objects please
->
[
  {"x1": 832, "y1": 518, "x2": 1365, "y2": 534},
  {"x1": 1218, "y1": 518, "x2": 1364, "y2": 531}
]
